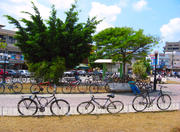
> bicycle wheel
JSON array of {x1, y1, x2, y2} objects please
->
[
  {"x1": 77, "y1": 83, "x2": 88, "y2": 93},
  {"x1": 132, "y1": 95, "x2": 148, "y2": 112},
  {"x1": 47, "y1": 84, "x2": 57, "y2": 94},
  {"x1": 157, "y1": 94, "x2": 171, "y2": 110},
  {"x1": 0, "y1": 83, "x2": 5, "y2": 94},
  {"x1": 50, "y1": 99, "x2": 70, "y2": 115},
  {"x1": 12, "y1": 82, "x2": 23, "y2": 93},
  {"x1": 89, "y1": 84, "x2": 99, "y2": 93},
  {"x1": 107, "y1": 101, "x2": 124, "y2": 114},
  {"x1": 17, "y1": 98, "x2": 38, "y2": 115},
  {"x1": 30, "y1": 84, "x2": 41, "y2": 93},
  {"x1": 77, "y1": 102, "x2": 95, "y2": 114},
  {"x1": 62, "y1": 85, "x2": 72, "y2": 94}
]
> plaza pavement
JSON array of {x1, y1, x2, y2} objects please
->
[{"x1": 0, "y1": 84, "x2": 180, "y2": 116}]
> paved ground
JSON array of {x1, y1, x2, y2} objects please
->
[{"x1": 0, "y1": 84, "x2": 180, "y2": 116}]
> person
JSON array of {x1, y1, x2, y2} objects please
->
[
  {"x1": 74, "y1": 70, "x2": 81, "y2": 82},
  {"x1": 128, "y1": 79, "x2": 141, "y2": 95},
  {"x1": 157, "y1": 74, "x2": 162, "y2": 83}
]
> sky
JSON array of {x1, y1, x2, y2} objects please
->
[{"x1": 0, "y1": 0, "x2": 180, "y2": 53}]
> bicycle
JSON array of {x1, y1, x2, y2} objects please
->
[
  {"x1": 30, "y1": 81, "x2": 57, "y2": 94},
  {"x1": 77, "y1": 94, "x2": 124, "y2": 114},
  {"x1": 0, "y1": 77, "x2": 23, "y2": 94},
  {"x1": 132, "y1": 85, "x2": 171, "y2": 112},
  {"x1": 17, "y1": 92, "x2": 70, "y2": 116},
  {"x1": 62, "y1": 79, "x2": 88, "y2": 94}
]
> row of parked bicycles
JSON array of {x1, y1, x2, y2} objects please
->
[
  {"x1": 17, "y1": 85, "x2": 172, "y2": 116},
  {"x1": 0, "y1": 74, "x2": 154, "y2": 94}
]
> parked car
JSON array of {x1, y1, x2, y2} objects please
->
[
  {"x1": 64, "y1": 70, "x2": 76, "y2": 77},
  {"x1": 7, "y1": 69, "x2": 20, "y2": 77},
  {"x1": 0, "y1": 69, "x2": 8, "y2": 76},
  {"x1": 18, "y1": 70, "x2": 31, "y2": 77}
]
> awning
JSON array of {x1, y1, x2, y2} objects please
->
[
  {"x1": 94, "y1": 59, "x2": 112, "y2": 63},
  {"x1": 75, "y1": 64, "x2": 89, "y2": 69}
]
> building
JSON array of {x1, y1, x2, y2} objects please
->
[
  {"x1": 164, "y1": 41, "x2": 180, "y2": 52},
  {"x1": 0, "y1": 24, "x2": 26, "y2": 70}
]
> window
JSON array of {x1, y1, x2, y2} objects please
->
[{"x1": 9, "y1": 36, "x2": 15, "y2": 44}]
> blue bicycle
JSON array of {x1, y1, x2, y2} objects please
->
[{"x1": 0, "y1": 77, "x2": 23, "y2": 94}]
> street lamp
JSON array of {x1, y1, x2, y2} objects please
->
[{"x1": 153, "y1": 51, "x2": 158, "y2": 91}]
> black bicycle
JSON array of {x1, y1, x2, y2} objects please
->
[
  {"x1": 17, "y1": 92, "x2": 70, "y2": 116},
  {"x1": 132, "y1": 85, "x2": 171, "y2": 112},
  {"x1": 77, "y1": 94, "x2": 124, "y2": 114}
]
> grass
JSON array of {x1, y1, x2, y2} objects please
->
[{"x1": 0, "y1": 111, "x2": 180, "y2": 132}]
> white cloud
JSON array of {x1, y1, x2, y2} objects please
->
[
  {"x1": 160, "y1": 18, "x2": 180, "y2": 42},
  {"x1": 49, "y1": 0, "x2": 75, "y2": 9},
  {"x1": 0, "y1": 0, "x2": 50, "y2": 20},
  {"x1": 133, "y1": 0, "x2": 147, "y2": 11},
  {"x1": 96, "y1": 21, "x2": 114, "y2": 33},
  {"x1": 89, "y1": 2, "x2": 121, "y2": 32}
]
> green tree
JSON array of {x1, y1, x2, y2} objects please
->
[
  {"x1": 5, "y1": 2, "x2": 99, "y2": 83},
  {"x1": 132, "y1": 59, "x2": 151, "y2": 79},
  {"x1": 0, "y1": 38, "x2": 7, "y2": 48},
  {"x1": 93, "y1": 27, "x2": 158, "y2": 80}
]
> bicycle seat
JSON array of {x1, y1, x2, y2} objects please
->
[
  {"x1": 32, "y1": 91, "x2": 40, "y2": 94},
  {"x1": 107, "y1": 94, "x2": 114, "y2": 98}
]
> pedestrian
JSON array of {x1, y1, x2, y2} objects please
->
[
  {"x1": 128, "y1": 79, "x2": 141, "y2": 95},
  {"x1": 157, "y1": 74, "x2": 162, "y2": 83},
  {"x1": 74, "y1": 70, "x2": 81, "y2": 82}
]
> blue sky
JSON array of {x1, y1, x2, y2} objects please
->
[{"x1": 0, "y1": 0, "x2": 180, "y2": 53}]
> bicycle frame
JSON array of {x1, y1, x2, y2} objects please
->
[
  {"x1": 37, "y1": 81, "x2": 51, "y2": 91},
  {"x1": 90, "y1": 96, "x2": 112, "y2": 108},
  {"x1": 144, "y1": 88, "x2": 163, "y2": 106},
  {"x1": 30, "y1": 94, "x2": 56, "y2": 107}
]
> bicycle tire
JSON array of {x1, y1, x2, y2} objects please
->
[
  {"x1": 47, "y1": 84, "x2": 57, "y2": 94},
  {"x1": 157, "y1": 94, "x2": 171, "y2": 110},
  {"x1": 17, "y1": 98, "x2": 38, "y2": 116},
  {"x1": 12, "y1": 82, "x2": 23, "y2": 93},
  {"x1": 107, "y1": 101, "x2": 124, "y2": 114},
  {"x1": 77, "y1": 83, "x2": 88, "y2": 93},
  {"x1": 0, "y1": 83, "x2": 5, "y2": 94},
  {"x1": 50, "y1": 99, "x2": 70, "y2": 115},
  {"x1": 77, "y1": 101, "x2": 95, "y2": 114},
  {"x1": 132, "y1": 95, "x2": 148, "y2": 112},
  {"x1": 62, "y1": 85, "x2": 72, "y2": 94},
  {"x1": 30, "y1": 84, "x2": 41, "y2": 93},
  {"x1": 89, "y1": 84, "x2": 99, "y2": 93}
]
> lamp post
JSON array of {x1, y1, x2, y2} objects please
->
[{"x1": 153, "y1": 51, "x2": 158, "y2": 91}]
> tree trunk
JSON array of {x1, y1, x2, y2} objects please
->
[{"x1": 123, "y1": 61, "x2": 126, "y2": 82}]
